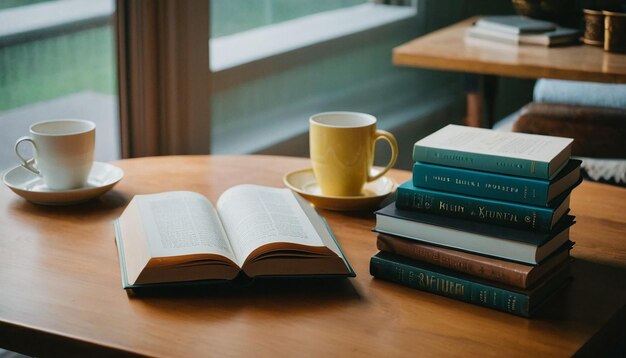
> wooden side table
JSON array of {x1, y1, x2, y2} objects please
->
[{"x1": 392, "y1": 17, "x2": 626, "y2": 126}]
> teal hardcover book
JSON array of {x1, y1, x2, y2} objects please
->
[
  {"x1": 114, "y1": 185, "x2": 354, "y2": 290},
  {"x1": 412, "y1": 159, "x2": 582, "y2": 206},
  {"x1": 412, "y1": 125, "x2": 573, "y2": 179},
  {"x1": 370, "y1": 251, "x2": 571, "y2": 317},
  {"x1": 396, "y1": 181, "x2": 571, "y2": 232}
]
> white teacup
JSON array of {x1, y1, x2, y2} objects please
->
[{"x1": 15, "y1": 119, "x2": 95, "y2": 190}]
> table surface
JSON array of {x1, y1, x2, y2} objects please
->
[
  {"x1": 1, "y1": 155, "x2": 626, "y2": 357},
  {"x1": 393, "y1": 17, "x2": 626, "y2": 83}
]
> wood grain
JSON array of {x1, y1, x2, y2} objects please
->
[
  {"x1": 0, "y1": 155, "x2": 625, "y2": 357},
  {"x1": 393, "y1": 17, "x2": 626, "y2": 83}
]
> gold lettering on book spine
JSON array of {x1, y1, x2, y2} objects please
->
[
  {"x1": 419, "y1": 273, "x2": 465, "y2": 296},
  {"x1": 479, "y1": 289, "x2": 487, "y2": 304},
  {"x1": 455, "y1": 179, "x2": 480, "y2": 188},
  {"x1": 496, "y1": 161, "x2": 523, "y2": 169},
  {"x1": 439, "y1": 201, "x2": 465, "y2": 213},
  {"x1": 418, "y1": 272, "x2": 426, "y2": 286},
  {"x1": 485, "y1": 183, "x2": 519, "y2": 193},
  {"x1": 434, "y1": 152, "x2": 473, "y2": 163},
  {"x1": 477, "y1": 207, "x2": 519, "y2": 222},
  {"x1": 507, "y1": 295, "x2": 517, "y2": 312}
]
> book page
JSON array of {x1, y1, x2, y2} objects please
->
[
  {"x1": 136, "y1": 191, "x2": 236, "y2": 263},
  {"x1": 216, "y1": 185, "x2": 326, "y2": 265}
]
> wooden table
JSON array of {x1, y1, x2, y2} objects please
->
[
  {"x1": 1, "y1": 155, "x2": 625, "y2": 357},
  {"x1": 393, "y1": 17, "x2": 626, "y2": 126}
]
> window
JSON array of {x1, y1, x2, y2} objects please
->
[
  {"x1": 207, "y1": 1, "x2": 515, "y2": 168},
  {"x1": 0, "y1": 0, "x2": 119, "y2": 170},
  {"x1": 211, "y1": 0, "x2": 368, "y2": 38},
  {"x1": 209, "y1": 0, "x2": 432, "y2": 163}
]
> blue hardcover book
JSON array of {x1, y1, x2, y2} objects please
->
[
  {"x1": 412, "y1": 125, "x2": 573, "y2": 179},
  {"x1": 412, "y1": 159, "x2": 582, "y2": 206},
  {"x1": 396, "y1": 181, "x2": 571, "y2": 232}
]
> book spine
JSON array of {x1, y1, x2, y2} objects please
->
[
  {"x1": 370, "y1": 254, "x2": 530, "y2": 317},
  {"x1": 412, "y1": 145, "x2": 550, "y2": 179},
  {"x1": 377, "y1": 235, "x2": 528, "y2": 288},
  {"x1": 412, "y1": 162, "x2": 549, "y2": 206},
  {"x1": 396, "y1": 185, "x2": 553, "y2": 232}
]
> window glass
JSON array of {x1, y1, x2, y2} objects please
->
[
  {"x1": 211, "y1": 0, "x2": 367, "y2": 38},
  {"x1": 208, "y1": 0, "x2": 424, "y2": 159},
  {"x1": 0, "y1": 0, "x2": 119, "y2": 170}
]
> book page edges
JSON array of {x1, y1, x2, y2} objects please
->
[
  {"x1": 548, "y1": 141, "x2": 573, "y2": 178},
  {"x1": 548, "y1": 165, "x2": 582, "y2": 201},
  {"x1": 135, "y1": 263, "x2": 240, "y2": 284},
  {"x1": 244, "y1": 256, "x2": 352, "y2": 277},
  {"x1": 551, "y1": 195, "x2": 571, "y2": 228},
  {"x1": 145, "y1": 253, "x2": 238, "y2": 269},
  {"x1": 114, "y1": 220, "x2": 132, "y2": 289},
  {"x1": 293, "y1": 193, "x2": 354, "y2": 275},
  {"x1": 117, "y1": 200, "x2": 152, "y2": 286}
]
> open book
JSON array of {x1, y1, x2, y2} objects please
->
[{"x1": 114, "y1": 185, "x2": 354, "y2": 288}]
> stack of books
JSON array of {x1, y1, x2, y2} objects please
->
[
  {"x1": 465, "y1": 15, "x2": 579, "y2": 47},
  {"x1": 370, "y1": 124, "x2": 583, "y2": 317}
]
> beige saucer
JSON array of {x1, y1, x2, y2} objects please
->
[
  {"x1": 2, "y1": 161, "x2": 124, "y2": 205},
  {"x1": 283, "y1": 168, "x2": 396, "y2": 211}
]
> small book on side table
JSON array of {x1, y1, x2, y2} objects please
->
[
  {"x1": 474, "y1": 15, "x2": 556, "y2": 34},
  {"x1": 466, "y1": 25, "x2": 579, "y2": 47},
  {"x1": 114, "y1": 185, "x2": 354, "y2": 289}
]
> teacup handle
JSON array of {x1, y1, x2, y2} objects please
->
[
  {"x1": 15, "y1": 136, "x2": 40, "y2": 175},
  {"x1": 368, "y1": 129, "x2": 398, "y2": 182}
]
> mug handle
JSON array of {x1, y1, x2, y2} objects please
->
[
  {"x1": 15, "y1": 136, "x2": 40, "y2": 175},
  {"x1": 367, "y1": 129, "x2": 398, "y2": 182}
]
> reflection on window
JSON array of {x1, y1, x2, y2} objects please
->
[
  {"x1": 0, "y1": 0, "x2": 119, "y2": 169},
  {"x1": 0, "y1": 27, "x2": 115, "y2": 112},
  {"x1": 211, "y1": 0, "x2": 367, "y2": 38},
  {"x1": 208, "y1": 0, "x2": 424, "y2": 157}
]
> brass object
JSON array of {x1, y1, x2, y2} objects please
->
[
  {"x1": 604, "y1": 11, "x2": 626, "y2": 53},
  {"x1": 583, "y1": 9, "x2": 605, "y2": 46},
  {"x1": 511, "y1": 0, "x2": 582, "y2": 28}
]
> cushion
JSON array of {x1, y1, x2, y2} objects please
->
[
  {"x1": 534, "y1": 79, "x2": 626, "y2": 109},
  {"x1": 514, "y1": 102, "x2": 626, "y2": 158},
  {"x1": 495, "y1": 105, "x2": 626, "y2": 186}
]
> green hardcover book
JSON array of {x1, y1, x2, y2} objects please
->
[
  {"x1": 396, "y1": 181, "x2": 571, "y2": 232},
  {"x1": 370, "y1": 251, "x2": 571, "y2": 317},
  {"x1": 412, "y1": 124, "x2": 573, "y2": 179}
]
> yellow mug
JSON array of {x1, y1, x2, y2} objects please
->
[{"x1": 309, "y1": 112, "x2": 398, "y2": 197}]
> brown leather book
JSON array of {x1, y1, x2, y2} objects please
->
[
  {"x1": 513, "y1": 102, "x2": 626, "y2": 158},
  {"x1": 376, "y1": 233, "x2": 571, "y2": 289}
]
